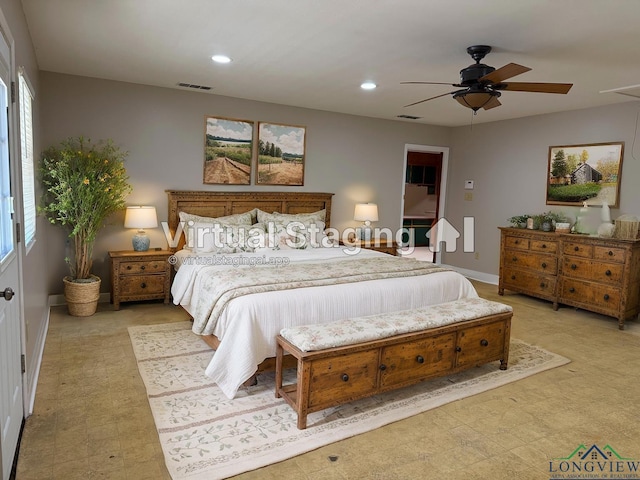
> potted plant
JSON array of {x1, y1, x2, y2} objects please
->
[
  {"x1": 507, "y1": 214, "x2": 530, "y2": 228},
  {"x1": 39, "y1": 137, "x2": 132, "y2": 316}
]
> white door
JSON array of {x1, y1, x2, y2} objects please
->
[{"x1": 0, "y1": 26, "x2": 23, "y2": 480}]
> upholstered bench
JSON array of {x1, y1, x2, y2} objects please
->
[{"x1": 275, "y1": 297, "x2": 512, "y2": 429}]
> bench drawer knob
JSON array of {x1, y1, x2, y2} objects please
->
[
  {"x1": 480, "y1": 339, "x2": 489, "y2": 347},
  {"x1": 379, "y1": 364, "x2": 387, "y2": 371},
  {"x1": 455, "y1": 346, "x2": 462, "y2": 352},
  {"x1": 416, "y1": 355, "x2": 424, "y2": 364},
  {"x1": 341, "y1": 374, "x2": 349, "y2": 382}
]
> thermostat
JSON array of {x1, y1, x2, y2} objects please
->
[{"x1": 464, "y1": 180, "x2": 474, "y2": 190}]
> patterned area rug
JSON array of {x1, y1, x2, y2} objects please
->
[{"x1": 128, "y1": 321, "x2": 570, "y2": 480}]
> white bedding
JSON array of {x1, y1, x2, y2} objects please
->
[{"x1": 171, "y1": 247, "x2": 478, "y2": 399}]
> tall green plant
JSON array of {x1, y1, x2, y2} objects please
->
[{"x1": 39, "y1": 137, "x2": 132, "y2": 280}]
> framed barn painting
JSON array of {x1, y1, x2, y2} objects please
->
[
  {"x1": 546, "y1": 142, "x2": 624, "y2": 208},
  {"x1": 257, "y1": 122, "x2": 305, "y2": 185},
  {"x1": 203, "y1": 116, "x2": 254, "y2": 185}
]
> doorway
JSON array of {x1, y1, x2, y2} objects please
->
[{"x1": 400, "y1": 144, "x2": 449, "y2": 264}]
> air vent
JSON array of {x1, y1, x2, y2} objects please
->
[
  {"x1": 397, "y1": 114, "x2": 422, "y2": 120},
  {"x1": 177, "y1": 82, "x2": 213, "y2": 91}
]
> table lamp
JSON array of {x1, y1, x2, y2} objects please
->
[
  {"x1": 124, "y1": 206, "x2": 158, "y2": 251},
  {"x1": 354, "y1": 203, "x2": 378, "y2": 241}
]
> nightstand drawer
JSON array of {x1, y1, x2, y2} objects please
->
[
  {"x1": 119, "y1": 275, "x2": 166, "y2": 296},
  {"x1": 119, "y1": 260, "x2": 167, "y2": 275}
]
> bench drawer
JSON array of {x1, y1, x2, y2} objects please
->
[
  {"x1": 308, "y1": 349, "x2": 379, "y2": 408},
  {"x1": 456, "y1": 321, "x2": 508, "y2": 368},
  {"x1": 380, "y1": 333, "x2": 456, "y2": 388}
]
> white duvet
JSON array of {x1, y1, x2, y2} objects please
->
[{"x1": 171, "y1": 247, "x2": 478, "y2": 398}]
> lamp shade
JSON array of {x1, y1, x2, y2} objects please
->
[
  {"x1": 124, "y1": 206, "x2": 158, "y2": 229},
  {"x1": 354, "y1": 203, "x2": 379, "y2": 222}
]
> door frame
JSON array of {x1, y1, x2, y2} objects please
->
[{"x1": 401, "y1": 143, "x2": 449, "y2": 264}]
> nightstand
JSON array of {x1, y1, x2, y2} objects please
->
[
  {"x1": 109, "y1": 250, "x2": 172, "y2": 310},
  {"x1": 340, "y1": 239, "x2": 399, "y2": 256}
]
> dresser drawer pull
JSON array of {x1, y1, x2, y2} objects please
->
[
  {"x1": 540, "y1": 282, "x2": 546, "y2": 288},
  {"x1": 480, "y1": 339, "x2": 489, "y2": 347},
  {"x1": 126, "y1": 265, "x2": 132, "y2": 270},
  {"x1": 604, "y1": 294, "x2": 610, "y2": 301},
  {"x1": 608, "y1": 251, "x2": 614, "y2": 256},
  {"x1": 455, "y1": 346, "x2": 462, "y2": 352},
  {"x1": 541, "y1": 262, "x2": 547, "y2": 268},
  {"x1": 511, "y1": 275, "x2": 516, "y2": 280},
  {"x1": 514, "y1": 240, "x2": 519, "y2": 244},
  {"x1": 574, "y1": 246, "x2": 580, "y2": 252},
  {"x1": 416, "y1": 355, "x2": 424, "y2": 364},
  {"x1": 141, "y1": 265, "x2": 146, "y2": 270},
  {"x1": 379, "y1": 364, "x2": 387, "y2": 371},
  {"x1": 569, "y1": 287, "x2": 575, "y2": 293},
  {"x1": 341, "y1": 373, "x2": 349, "y2": 382},
  {"x1": 140, "y1": 282, "x2": 147, "y2": 289},
  {"x1": 541, "y1": 244, "x2": 547, "y2": 249},
  {"x1": 605, "y1": 270, "x2": 612, "y2": 276},
  {"x1": 512, "y1": 256, "x2": 517, "y2": 262},
  {"x1": 570, "y1": 264, "x2": 577, "y2": 270}
]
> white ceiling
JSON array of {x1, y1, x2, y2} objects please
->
[{"x1": 20, "y1": 0, "x2": 640, "y2": 127}]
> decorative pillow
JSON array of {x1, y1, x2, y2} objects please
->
[
  {"x1": 189, "y1": 223, "x2": 266, "y2": 253},
  {"x1": 256, "y1": 209, "x2": 326, "y2": 226},
  {"x1": 258, "y1": 220, "x2": 327, "y2": 250},
  {"x1": 179, "y1": 210, "x2": 253, "y2": 249}
]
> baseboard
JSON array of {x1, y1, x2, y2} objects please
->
[
  {"x1": 48, "y1": 292, "x2": 110, "y2": 306},
  {"x1": 440, "y1": 264, "x2": 499, "y2": 285},
  {"x1": 26, "y1": 308, "x2": 49, "y2": 416}
]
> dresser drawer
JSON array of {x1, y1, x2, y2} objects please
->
[
  {"x1": 563, "y1": 242, "x2": 593, "y2": 258},
  {"x1": 119, "y1": 274, "x2": 166, "y2": 296},
  {"x1": 594, "y1": 246, "x2": 626, "y2": 263},
  {"x1": 119, "y1": 259, "x2": 167, "y2": 275},
  {"x1": 456, "y1": 321, "x2": 508, "y2": 368},
  {"x1": 309, "y1": 349, "x2": 379, "y2": 408},
  {"x1": 502, "y1": 268, "x2": 556, "y2": 296},
  {"x1": 380, "y1": 333, "x2": 456, "y2": 388},
  {"x1": 531, "y1": 239, "x2": 558, "y2": 254},
  {"x1": 562, "y1": 258, "x2": 623, "y2": 284},
  {"x1": 560, "y1": 279, "x2": 620, "y2": 311},
  {"x1": 505, "y1": 236, "x2": 529, "y2": 250},
  {"x1": 504, "y1": 250, "x2": 557, "y2": 274}
]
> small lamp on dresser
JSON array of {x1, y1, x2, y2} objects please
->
[
  {"x1": 124, "y1": 206, "x2": 158, "y2": 251},
  {"x1": 354, "y1": 203, "x2": 379, "y2": 241}
]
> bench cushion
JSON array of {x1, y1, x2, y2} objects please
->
[{"x1": 280, "y1": 297, "x2": 513, "y2": 352}]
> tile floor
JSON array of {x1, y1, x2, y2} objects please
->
[{"x1": 15, "y1": 281, "x2": 640, "y2": 479}]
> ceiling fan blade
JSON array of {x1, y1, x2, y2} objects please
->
[
  {"x1": 404, "y1": 91, "x2": 457, "y2": 108},
  {"x1": 483, "y1": 96, "x2": 502, "y2": 110},
  {"x1": 499, "y1": 82, "x2": 573, "y2": 94},
  {"x1": 480, "y1": 63, "x2": 531, "y2": 83},
  {"x1": 401, "y1": 81, "x2": 463, "y2": 87}
]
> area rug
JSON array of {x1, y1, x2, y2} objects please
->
[{"x1": 128, "y1": 321, "x2": 570, "y2": 480}]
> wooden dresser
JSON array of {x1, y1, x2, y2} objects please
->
[
  {"x1": 109, "y1": 250, "x2": 172, "y2": 310},
  {"x1": 498, "y1": 227, "x2": 640, "y2": 329}
]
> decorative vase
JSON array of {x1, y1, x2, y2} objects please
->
[
  {"x1": 542, "y1": 221, "x2": 552, "y2": 232},
  {"x1": 63, "y1": 275, "x2": 101, "y2": 317}
]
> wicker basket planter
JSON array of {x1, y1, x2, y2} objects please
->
[{"x1": 63, "y1": 275, "x2": 101, "y2": 317}]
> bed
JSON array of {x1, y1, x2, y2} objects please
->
[{"x1": 167, "y1": 190, "x2": 479, "y2": 399}]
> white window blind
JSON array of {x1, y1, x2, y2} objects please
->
[{"x1": 19, "y1": 70, "x2": 36, "y2": 247}]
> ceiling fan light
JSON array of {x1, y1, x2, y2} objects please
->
[{"x1": 454, "y1": 92, "x2": 495, "y2": 111}]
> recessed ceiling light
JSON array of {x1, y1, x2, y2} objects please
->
[
  {"x1": 361, "y1": 82, "x2": 377, "y2": 90},
  {"x1": 212, "y1": 55, "x2": 232, "y2": 64}
]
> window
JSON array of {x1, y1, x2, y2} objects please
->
[{"x1": 18, "y1": 70, "x2": 35, "y2": 248}]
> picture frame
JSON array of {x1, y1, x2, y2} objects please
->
[
  {"x1": 257, "y1": 122, "x2": 305, "y2": 186},
  {"x1": 203, "y1": 116, "x2": 254, "y2": 185},
  {"x1": 546, "y1": 142, "x2": 624, "y2": 208}
]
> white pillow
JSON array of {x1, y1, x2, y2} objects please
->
[
  {"x1": 256, "y1": 209, "x2": 326, "y2": 226},
  {"x1": 179, "y1": 210, "x2": 253, "y2": 249}
]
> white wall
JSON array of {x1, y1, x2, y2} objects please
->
[
  {"x1": 40, "y1": 72, "x2": 452, "y2": 293},
  {"x1": 444, "y1": 101, "x2": 640, "y2": 276}
]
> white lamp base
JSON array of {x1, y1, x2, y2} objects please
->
[
  {"x1": 132, "y1": 230, "x2": 150, "y2": 251},
  {"x1": 356, "y1": 226, "x2": 373, "y2": 241}
]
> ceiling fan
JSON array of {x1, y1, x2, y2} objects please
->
[{"x1": 402, "y1": 45, "x2": 573, "y2": 112}]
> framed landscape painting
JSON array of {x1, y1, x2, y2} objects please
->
[
  {"x1": 257, "y1": 122, "x2": 305, "y2": 185},
  {"x1": 203, "y1": 116, "x2": 253, "y2": 184},
  {"x1": 546, "y1": 142, "x2": 624, "y2": 208}
]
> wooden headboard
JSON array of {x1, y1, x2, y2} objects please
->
[{"x1": 166, "y1": 190, "x2": 334, "y2": 250}]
